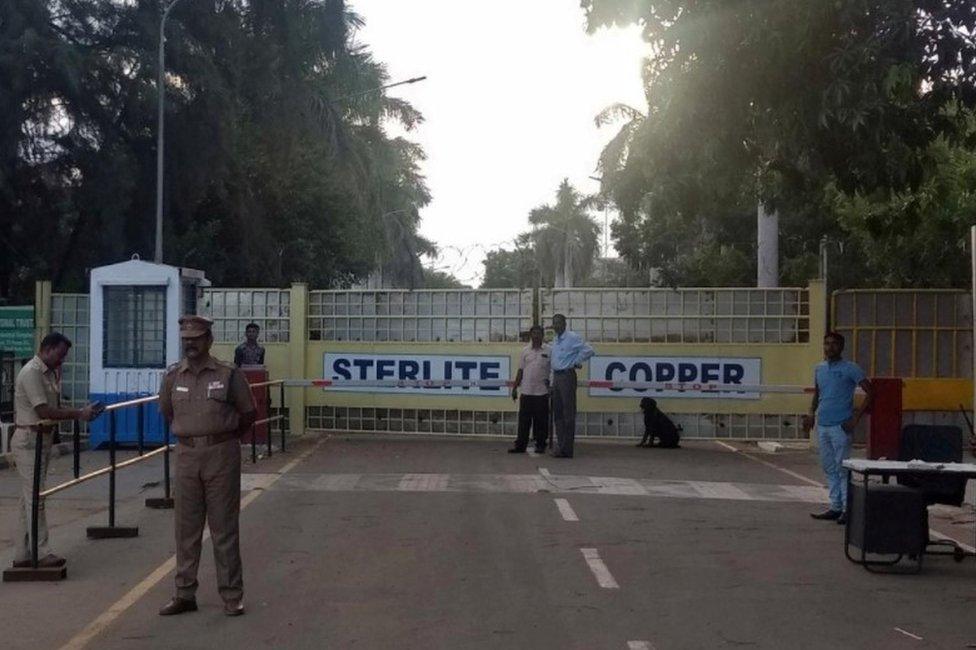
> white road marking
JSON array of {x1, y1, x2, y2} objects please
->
[
  {"x1": 689, "y1": 480, "x2": 752, "y2": 500},
  {"x1": 59, "y1": 437, "x2": 326, "y2": 650},
  {"x1": 397, "y1": 473, "x2": 449, "y2": 491},
  {"x1": 715, "y1": 441, "x2": 976, "y2": 552},
  {"x1": 894, "y1": 627, "x2": 923, "y2": 640},
  {"x1": 627, "y1": 642, "x2": 655, "y2": 650},
  {"x1": 539, "y1": 467, "x2": 552, "y2": 478},
  {"x1": 554, "y1": 498, "x2": 579, "y2": 522},
  {"x1": 714, "y1": 440, "x2": 823, "y2": 487},
  {"x1": 581, "y1": 548, "x2": 619, "y2": 589}
]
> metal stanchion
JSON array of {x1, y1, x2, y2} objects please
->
[
  {"x1": 146, "y1": 416, "x2": 174, "y2": 509},
  {"x1": 251, "y1": 422, "x2": 257, "y2": 464},
  {"x1": 4, "y1": 428, "x2": 66, "y2": 581},
  {"x1": 73, "y1": 419, "x2": 80, "y2": 479},
  {"x1": 137, "y1": 403, "x2": 144, "y2": 455},
  {"x1": 30, "y1": 431, "x2": 41, "y2": 568},
  {"x1": 87, "y1": 410, "x2": 139, "y2": 538},
  {"x1": 279, "y1": 382, "x2": 286, "y2": 452}
]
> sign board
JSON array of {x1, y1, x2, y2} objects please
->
[
  {"x1": 323, "y1": 353, "x2": 510, "y2": 396},
  {"x1": 588, "y1": 355, "x2": 762, "y2": 399},
  {"x1": 0, "y1": 306, "x2": 34, "y2": 358}
]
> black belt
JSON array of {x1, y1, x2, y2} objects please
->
[
  {"x1": 177, "y1": 431, "x2": 238, "y2": 447},
  {"x1": 553, "y1": 368, "x2": 576, "y2": 374}
]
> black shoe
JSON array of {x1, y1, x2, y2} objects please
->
[
  {"x1": 810, "y1": 509, "x2": 842, "y2": 521},
  {"x1": 224, "y1": 600, "x2": 245, "y2": 616},
  {"x1": 159, "y1": 597, "x2": 198, "y2": 616},
  {"x1": 836, "y1": 513, "x2": 847, "y2": 525},
  {"x1": 508, "y1": 447, "x2": 526, "y2": 454}
]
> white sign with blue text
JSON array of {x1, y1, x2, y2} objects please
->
[
  {"x1": 588, "y1": 356, "x2": 762, "y2": 399},
  {"x1": 323, "y1": 353, "x2": 510, "y2": 395}
]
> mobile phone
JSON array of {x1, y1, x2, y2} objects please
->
[{"x1": 90, "y1": 401, "x2": 106, "y2": 417}]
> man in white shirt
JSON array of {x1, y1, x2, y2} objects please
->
[{"x1": 509, "y1": 325, "x2": 551, "y2": 454}]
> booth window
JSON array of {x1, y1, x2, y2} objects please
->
[{"x1": 103, "y1": 286, "x2": 167, "y2": 368}]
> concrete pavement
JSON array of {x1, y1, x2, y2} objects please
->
[{"x1": 1, "y1": 435, "x2": 975, "y2": 649}]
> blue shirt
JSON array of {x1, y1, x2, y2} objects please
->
[
  {"x1": 814, "y1": 359, "x2": 866, "y2": 427},
  {"x1": 551, "y1": 330, "x2": 594, "y2": 371}
]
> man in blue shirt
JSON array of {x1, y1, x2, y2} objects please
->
[
  {"x1": 803, "y1": 331, "x2": 873, "y2": 525},
  {"x1": 549, "y1": 314, "x2": 594, "y2": 458}
]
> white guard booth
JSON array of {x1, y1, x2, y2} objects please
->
[{"x1": 88, "y1": 258, "x2": 209, "y2": 447}]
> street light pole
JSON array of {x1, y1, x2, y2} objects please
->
[{"x1": 155, "y1": 0, "x2": 185, "y2": 264}]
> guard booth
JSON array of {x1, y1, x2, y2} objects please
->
[{"x1": 88, "y1": 258, "x2": 209, "y2": 447}]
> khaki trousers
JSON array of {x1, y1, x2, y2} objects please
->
[
  {"x1": 174, "y1": 437, "x2": 242, "y2": 602},
  {"x1": 11, "y1": 429, "x2": 53, "y2": 562}
]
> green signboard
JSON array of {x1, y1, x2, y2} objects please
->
[{"x1": 0, "y1": 306, "x2": 34, "y2": 358}]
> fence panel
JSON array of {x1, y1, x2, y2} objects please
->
[
  {"x1": 833, "y1": 290, "x2": 973, "y2": 378},
  {"x1": 540, "y1": 288, "x2": 810, "y2": 344},
  {"x1": 307, "y1": 289, "x2": 533, "y2": 343},
  {"x1": 200, "y1": 288, "x2": 291, "y2": 343}
]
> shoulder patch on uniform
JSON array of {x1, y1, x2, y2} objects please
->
[{"x1": 165, "y1": 361, "x2": 181, "y2": 374}]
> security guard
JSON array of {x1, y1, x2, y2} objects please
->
[
  {"x1": 11, "y1": 332, "x2": 98, "y2": 568},
  {"x1": 157, "y1": 316, "x2": 256, "y2": 617}
]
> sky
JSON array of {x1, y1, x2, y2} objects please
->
[{"x1": 350, "y1": 1, "x2": 649, "y2": 287}]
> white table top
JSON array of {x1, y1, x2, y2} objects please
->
[{"x1": 843, "y1": 459, "x2": 976, "y2": 475}]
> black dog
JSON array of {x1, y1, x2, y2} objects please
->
[{"x1": 638, "y1": 397, "x2": 681, "y2": 448}]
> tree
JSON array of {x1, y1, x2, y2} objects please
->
[
  {"x1": 527, "y1": 179, "x2": 601, "y2": 287},
  {"x1": 0, "y1": 0, "x2": 431, "y2": 300},
  {"x1": 583, "y1": 0, "x2": 976, "y2": 287},
  {"x1": 480, "y1": 235, "x2": 539, "y2": 289},
  {"x1": 423, "y1": 267, "x2": 469, "y2": 289}
]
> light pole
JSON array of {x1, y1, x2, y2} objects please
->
[{"x1": 155, "y1": 0, "x2": 185, "y2": 264}]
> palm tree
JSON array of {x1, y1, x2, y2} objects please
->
[{"x1": 528, "y1": 179, "x2": 601, "y2": 287}]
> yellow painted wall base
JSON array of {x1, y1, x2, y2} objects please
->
[{"x1": 902, "y1": 378, "x2": 973, "y2": 411}]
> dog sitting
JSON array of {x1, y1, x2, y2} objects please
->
[{"x1": 638, "y1": 397, "x2": 681, "y2": 448}]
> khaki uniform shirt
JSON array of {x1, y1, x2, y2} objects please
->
[
  {"x1": 14, "y1": 356, "x2": 59, "y2": 426},
  {"x1": 159, "y1": 356, "x2": 256, "y2": 437},
  {"x1": 518, "y1": 344, "x2": 551, "y2": 396}
]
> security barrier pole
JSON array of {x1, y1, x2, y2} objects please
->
[
  {"x1": 279, "y1": 382, "x2": 286, "y2": 452},
  {"x1": 72, "y1": 419, "x2": 80, "y2": 479},
  {"x1": 3, "y1": 429, "x2": 67, "y2": 581},
  {"x1": 137, "y1": 403, "x2": 145, "y2": 455},
  {"x1": 264, "y1": 388, "x2": 271, "y2": 458},
  {"x1": 30, "y1": 431, "x2": 40, "y2": 568},
  {"x1": 146, "y1": 417, "x2": 175, "y2": 509},
  {"x1": 251, "y1": 422, "x2": 257, "y2": 464},
  {"x1": 87, "y1": 410, "x2": 139, "y2": 539}
]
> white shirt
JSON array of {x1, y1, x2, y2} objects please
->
[{"x1": 518, "y1": 344, "x2": 551, "y2": 396}]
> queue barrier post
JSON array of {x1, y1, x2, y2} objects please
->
[
  {"x1": 87, "y1": 409, "x2": 139, "y2": 539},
  {"x1": 146, "y1": 416, "x2": 175, "y2": 509}
]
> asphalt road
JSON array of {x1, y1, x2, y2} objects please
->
[{"x1": 1, "y1": 435, "x2": 975, "y2": 649}]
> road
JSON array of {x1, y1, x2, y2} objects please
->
[{"x1": 1, "y1": 435, "x2": 975, "y2": 649}]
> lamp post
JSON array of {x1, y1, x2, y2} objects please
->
[{"x1": 155, "y1": 0, "x2": 185, "y2": 264}]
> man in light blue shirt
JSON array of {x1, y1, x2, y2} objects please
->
[
  {"x1": 549, "y1": 314, "x2": 594, "y2": 458},
  {"x1": 803, "y1": 331, "x2": 873, "y2": 525}
]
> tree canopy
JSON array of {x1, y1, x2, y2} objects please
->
[
  {"x1": 583, "y1": 0, "x2": 976, "y2": 288},
  {"x1": 0, "y1": 0, "x2": 430, "y2": 301}
]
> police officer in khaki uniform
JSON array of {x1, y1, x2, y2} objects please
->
[
  {"x1": 10, "y1": 332, "x2": 98, "y2": 568},
  {"x1": 157, "y1": 316, "x2": 256, "y2": 617}
]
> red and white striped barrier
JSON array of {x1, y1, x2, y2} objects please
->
[{"x1": 283, "y1": 378, "x2": 816, "y2": 394}]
